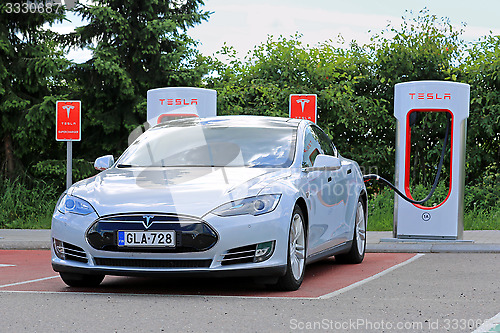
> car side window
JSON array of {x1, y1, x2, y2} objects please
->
[
  {"x1": 302, "y1": 126, "x2": 323, "y2": 168},
  {"x1": 311, "y1": 125, "x2": 337, "y2": 158}
]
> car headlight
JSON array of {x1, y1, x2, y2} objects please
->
[
  {"x1": 57, "y1": 194, "x2": 95, "y2": 215},
  {"x1": 211, "y1": 194, "x2": 281, "y2": 217}
]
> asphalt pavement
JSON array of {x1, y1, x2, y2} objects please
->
[
  {"x1": 1, "y1": 229, "x2": 500, "y2": 332},
  {"x1": 1, "y1": 229, "x2": 499, "y2": 252},
  {"x1": 1, "y1": 251, "x2": 499, "y2": 332}
]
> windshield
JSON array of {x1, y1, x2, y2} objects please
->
[{"x1": 117, "y1": 124, "x2": 297, "y2": 168}]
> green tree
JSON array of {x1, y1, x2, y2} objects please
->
[
  {"x1": 366, "y1": 10, "x2": 464, "y2": 201},
  {"x1": 66, "y1": 0, "x2": 210, "y2": 159},
  {"x1": 207, "y1": 10, "x2": 467, "y2": 200},
  {"x1": 462, "y1": 35, "x2": 500, "y2": 183},
  {"x1": 0, "y1": 2, "x2": 68, "y2": 178}
]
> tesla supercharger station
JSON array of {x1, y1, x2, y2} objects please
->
[
  {"x1": 393, "y1": 81, "x2": 470, "y2": 240},
  {"x1": 146, "y1": 87, "x2": 217, "y2": 126}
]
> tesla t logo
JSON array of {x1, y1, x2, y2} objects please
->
[
  {"x1": 142, "y1": 215, "x2": 155, "y2": 229},
  {"x1": 296, "y1": 99, "x2": 310, "y2": 113},
  {"x1": 409, "y1": 93, "x2": 451, "y2": 100},
  {"x1": 61, "y1": 105, "x2": 75, "y2": 118},
  {"x1": 159, "y1": 98, "x2": 198, "y2": 106}
]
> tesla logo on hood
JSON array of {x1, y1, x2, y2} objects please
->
[{"x1": 142, "y1": 215, "x2": 155, "y2": 229}]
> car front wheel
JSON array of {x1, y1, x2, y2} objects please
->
[{"x1": 275, "y1": 204, "x2": 306, "y2": 291}]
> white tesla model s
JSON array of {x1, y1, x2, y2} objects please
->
[{"x1": 51, "y1": 116, "x2": 367, "y2": 291}]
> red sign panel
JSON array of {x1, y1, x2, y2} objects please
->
[
  {"x1": 289, "y1": 94, "x2": 317, "y2": 123},
  {"x1": 56, "y1": 101, "x2": 81, "y2": 141}
]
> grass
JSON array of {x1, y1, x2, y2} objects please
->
[{"x1": 464, "y1": 208, "x2": 500, "y2": 230}]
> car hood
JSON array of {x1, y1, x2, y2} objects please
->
[{"x1": 69, "y1": 167, "x2": 291, "y2": 218}]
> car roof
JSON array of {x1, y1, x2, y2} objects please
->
[{"x1": 153, "y1": 115, "x2": 303, "y2": 129}]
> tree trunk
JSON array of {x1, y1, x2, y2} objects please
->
[{"x1": 3, "y1": 133, "x2": 15, "y2": 178}]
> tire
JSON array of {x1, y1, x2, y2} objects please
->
[
  {"x1": 59, "y1": 272, "x2": 105, "y2": 287},
  {"x1": 336, "y1": 199, "x2": 366, "y2": 264},
  {"x1": 274, "y1": 205, "x2": 307, "y2": 291}
]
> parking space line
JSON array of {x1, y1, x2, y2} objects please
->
[
  {"x1": 0, "y1": 264, "x2": 16, "y2": 267},
  {"x1": 318, "y1": 253, "x2": 425, "y2": 299},
  {"x1": 0, "y1": 276, "x2": 59, "y2": 289}
]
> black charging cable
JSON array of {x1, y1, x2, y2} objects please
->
[{"x1": 363, "y1": 113, "x2": 451, "y2": 204}]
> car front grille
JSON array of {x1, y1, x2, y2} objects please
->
[
  {"x1": 62, "y1": 242, "x2": 88, "y2": 263},
  {"x1": 94, "y1": 257, "x2": 212, "y2": 268},
  {"x1": 220, "y1": 244, "x2": 257, "y2": 266},
  {"x1": 86, "y1": 213, "x2": 218, "y2": 253}
]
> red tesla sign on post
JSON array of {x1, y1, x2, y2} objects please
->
[
  {"x1": 289, "y1": 94, "x2": 317, "y2": 123},
  {"x1": 56, "y1": 101, "x2": 81, "y2": 141}
]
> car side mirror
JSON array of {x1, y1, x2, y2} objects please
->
[
  {"x1": 312, "y1": 154, "x2": 341, "y2": 170},
  {"x1": 94, "y1": 155, "x2": 114, "y2": 171}
]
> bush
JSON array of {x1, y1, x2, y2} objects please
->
[
  {"x1": 367, "y1": 188, "x2": 394, "y2": 231},
  {"x1": 31, "y1": 159, "x2": 98, "y2": 191},
  {"x1": 408, "y1": 181, "x2": 450, "y2": 208},
  {"x1": 367, "y1": 175, "x2": 500, "y2": 231},
  {"x1": 464, "y1": 164, "x2": 499, "y2": 213},
  {"x1": 0, "y1": 177, "x2": 59, "y2": 229}
]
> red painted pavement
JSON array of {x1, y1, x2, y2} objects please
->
[{"x1": 0, "y1": 250, "x2": 416, "y2": 298}]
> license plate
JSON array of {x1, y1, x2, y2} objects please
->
[{"x1": 117, "y1": 231, "x2": 176, "y2": 248}]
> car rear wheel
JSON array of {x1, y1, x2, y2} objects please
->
[
  {"x1": 336, "y1": 199, "x2": 366, "y2": 264},
  {"x1": 59, "y1": 272, "x2": 105, "y2": 287},
  {"x1": 274, "y1": 205, "x2": 306, "y2": 291}
]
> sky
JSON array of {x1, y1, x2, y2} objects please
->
[{"x1": 56, "y1": 0, "x2": 500, "y2": 63}]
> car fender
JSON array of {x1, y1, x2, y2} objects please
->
[{"x1": 343, "y1": 159, "x2": 367, "y2": 238}]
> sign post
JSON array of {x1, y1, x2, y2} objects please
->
[
  {"x1": 56, "y1": 101, "x2": 81, "y2": 189},
  {"x1": 289, "y1": 94, "x2": 317, "y2": 123}
]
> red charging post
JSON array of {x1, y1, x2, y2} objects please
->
[
  {"x1": 289, "y1": 94, "x2": 317, "y2": 123},
  {"x1": 56, "y1": 101, "x2": 81, "y2": 189}
]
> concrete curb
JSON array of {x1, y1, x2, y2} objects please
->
[
  {"x1": 0, "y1": 242, "x2": 51, "y2": 250},
  {"x1": 0, "y1": 229, "x2": 51, "y2": 250},
  {"x1": 367, "y1": 243, "x2": 500, "y2": 253}
]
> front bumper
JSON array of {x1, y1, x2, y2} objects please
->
[
  {"x1": 51, "y1": 207, "x2": 291, "y2": 278},
  {"x1": 52, "y1": 262, "x2": 287, "y2": 278}
]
